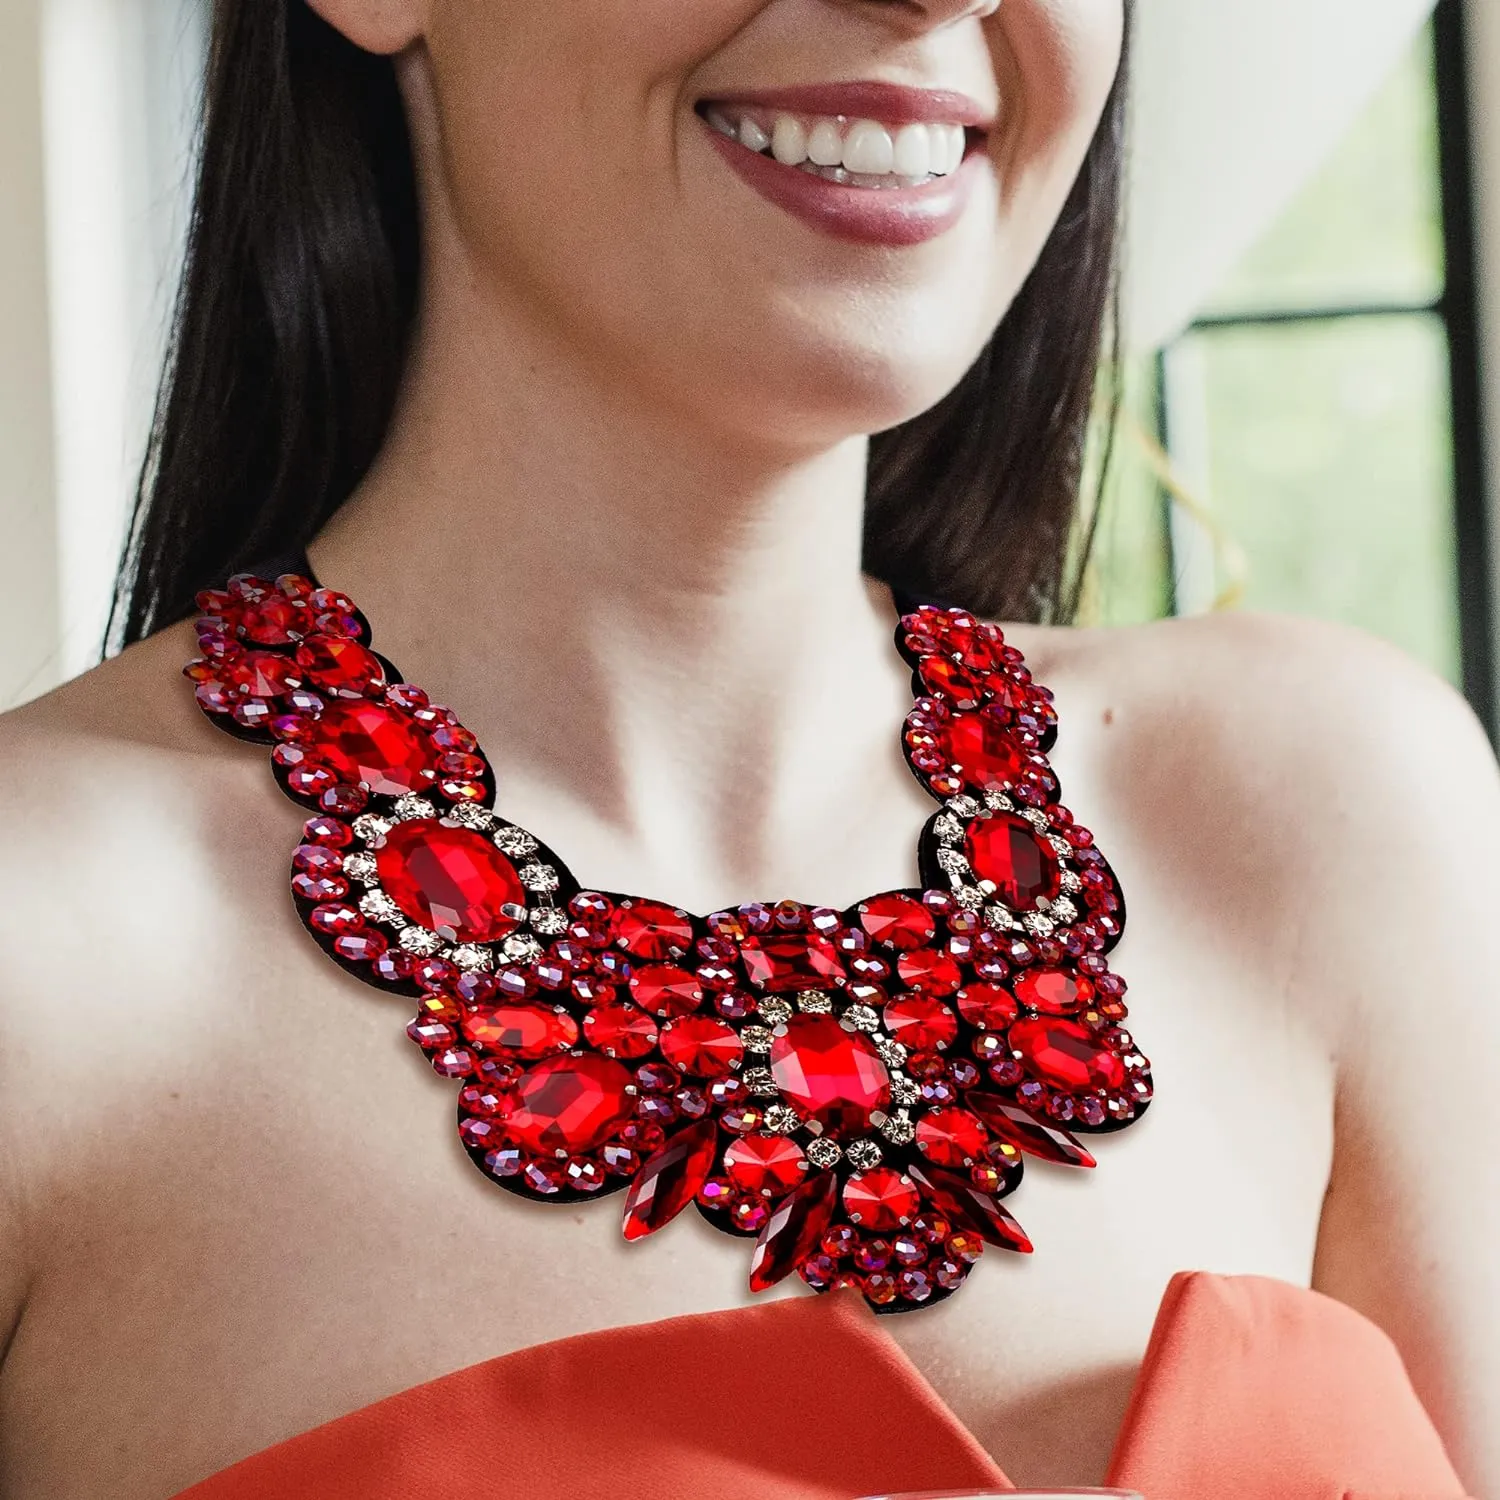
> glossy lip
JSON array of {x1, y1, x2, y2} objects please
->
[
  {"x1": 698, "y1": 80, "x2": 996, "y2": 130},
  {"x1": 699, "y1": 114, "x2": 987, "y2": 248}
]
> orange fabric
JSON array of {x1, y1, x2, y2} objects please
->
[{"x1": 173, "y1": 1271, "x2": 1473, "y2": 1500}]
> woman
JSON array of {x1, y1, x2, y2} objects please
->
[{"x1": 0, "y1": 1, "x2": 1494, "y2": 1496}]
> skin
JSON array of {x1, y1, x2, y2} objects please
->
[{"x1": 0, "y1": 0, "x2": 1497, "y2": 1495}]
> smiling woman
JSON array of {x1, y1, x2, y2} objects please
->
[{"x1": 0, "y1": 2, "x2": 1496, "y2": 1499}]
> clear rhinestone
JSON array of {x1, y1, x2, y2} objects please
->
[
  {"x1": 448, "y1": 944, "x2": 493, "y2": 973},
  {"x1": 954, "y1": 886, "x2": 985, "y2": 911},
  {"x1": 932, "y1": 813, "x2": 963, "y2": 841},
  {"x1": 742, "y1": 1067, "x2": 780, "y2": 1098},
  {"x1": 874, "y1": 1037, "x2": 908, "y2": 1069},
  {"x1": 352, "y1": 814, "x2": 392, "y2": 844},
  {"x1": 763, "y1": 1104, "x2": 802, "y2": 1135},
  {"x1": 888, "y1": 1074, "x2": 920, "y2": 1108},
  {"x1": 936, "y1": 847, "x2": 970, "y2": 877},
  {"x1": 493, "y1": 825, "x2": 539, "y2": 858},
  {"x1": 393, "y1": 795, "x2": 437, "y2": 822},
  {"x1": 845, "y1": 1138, "x2": 882, "y2": 1171},
  {"x1": 757, "y1": 997, "x2": 793, "y2": 1026},
  {"x1": 947, "y1": 795, "x2": 981, "y2": 818},
  {"x1": 841, "y1": 1004, "x2": 880, "y2": 1034},
  {"x1": 529, "y1": 906, "x2": 569, "y2": 936},
  {"x1": 359, "y1": 891, "x2": 405, "y2": 926},
  {"x1": 1048, "y1": 834, "x2": 1072, "y2": 858},
  {"x1": 878, "y1": 1112, "x2": 916, "y2": 1146},
  {"x1": 1022, "y1": 912, "x2": 1056, "y2": 938},
  {"x1": 1051, "y1": 896, "x2": 1079, "y2": 924},
  {"x1": 805, "y1": 1137, "x2": 842, "y2": 1170},
  {"x1": 797, "y1": 991, "x2": 834, "y2": 1015},
  {"x1": 1060, "y1": 870, "x2": 1084, "y2": 894},
  {"x1": 985, "y1": 904, "x2": 1018, "y2": 931},
  {"x1": 341, "y1": 852, "x2": 377, "y2": 883},
  {"x1": 447, "y1": 802, "x2": 496, "y2": 831},
  {"x1": 1023, "y1": 807, "x2": 1050, "y2": 831},
  {"x1": 983, "y1": 789, "x2": 1015, "y2": 811},
  {"x1": 501, "y1": 932, "x2": 544, "y2": 963},
  {"x1": 740, "y1": 1025, "x2": 774, "y2": 1054},
  {"x1": 518, "y1": 863, "x2": 559, "y2": 894},
  {"x1": 398, "y1": 926, "x2": 443, "y2": 956}
]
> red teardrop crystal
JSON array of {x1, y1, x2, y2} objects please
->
[
  {"x1": 375, "y1": 819, "x2": 526, "y2": 943},
  {"x1": 621, "y1": 1119, "x2": 718, "y2": 1240},
  {"x1": 501, "y1": 1054, "x2": 635, "y2": 1156},
  {"x1": 1009, "y1": 1018, "x2": 1126, "y2": 1093},
  {"x1": 738, "y1": 933, "x2": 845, "y2": 993},
  {"x1": 965, "y1": 813, "x2": 1062, "y2": 910},
  {"x1": 908, "y1": 1163, "x2": 1033, "y2": 1254},
  {"x1": 748, "y1": 1170, "x2": 838, "y2": 1292},
  {"x1": 768, "y1": 1014, "x2": 891, "y2": 1135},
  {"x1": 966, "y1": 1091, "x2": 1097, "y2": 1169},
  {"x1": 307, "y1": 701, "x2": 435, "y2": 796}
]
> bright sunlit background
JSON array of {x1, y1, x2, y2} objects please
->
[{"x1": 5, "y1": 0, "x2": 1500, "y2": 740}]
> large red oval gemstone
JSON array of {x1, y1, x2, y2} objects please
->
[
  {"x1": 1008, "y1": 1017, "x2": 1126, "y2": 1094},
  {"x1": 768, "y1": 1014, "x2": 891, "y2": 1135},
  {"x1": 941, "y1": 712, "x2": 1025, "y2": 790},
  {"x1": 307, "y1": 701, "x2": 434, "y2": 795},
  {"x1": 965, "y1": 813, "x2": 1062, "y2": 910},
  {"x1": 375, "y1": 819, "x2": 525, "y2": 942},
  {"x1": 502, "y1": 1054, "x2": 635, "y2": 1156}
]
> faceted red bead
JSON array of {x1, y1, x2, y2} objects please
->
[
  {"x1": 895, "y1": 948, "x2": 962, "y2": 996},
  {"x1": 856, "y1": 893, "x2": 936, "y2": 951},
  {"x1": 882, "y1": 993, "x2": 959, "y2": 1052},
  {"x1": 1014, "y1": 967, "x2": 1092, "y2": 1015},
  {"x1": 500, "y1": 1054, "x2": 635, "y2": 1156},
  {"x1": 374, "y1": 818, "x2": 526, "y2": 943},
  {"x1": 966, "y1": 813, "x2": 1062, "y2": 910},
  {"x1": 908, "y1": 1163, "x2": 1033, "y2": 1254},
  {"x1": 621, "y1": 1120, "x2": 719, "y2": 1241},
  {"x1": 966, "y1": 1090, "x2": 1097, "y2": 1168},
  {"x1": 723, "y1": 1133, "x2": 808, "y2": 1198},
  {"x1": 955, "y1": 983, "x2": 1020, "y2": 1030},
  {"x1": 914, "y1": 1107, "x2": 989, "y2": 1168},
  {"x1": 842, "y1": 1167, "x2": 922, "y2": 1231},
  {"x1": 1008, "y1": 1018, "x2": 1126, "y2": 1094},
  {"x1": 293, "y1": 635, "x2": 386, "y2": 697},
  {"x1": 627, "y1": 964, "x2": 704, "y2": 1018},
  {"x1": 768, "y1": 1015, "x2": 891, "y2": 1135},
  {"x1": 658, "y1": 1016, "x2": 744, "y2": 1078},
  {"x1": 939, "y1": 712, "x2": 1025, "y2": 790},
  {"x1": 611, "y1": 899, "x2": 694, "y2": 961},
  {"x1": 463, "y1": 1003, "x2": 579, "y2": 1059},
  {"x1": 582, "y1": 1002, "x2": 659, "y2": 1060},
  {"x1": 305, "y1": 701, "x2": 435, "y2": 796},
  {"x1": 748, "y1": 1171, "x2": 839, "y2": 1292},
  {"x1": 738, "y1": 933, "x2": 845, "y2": 993}
]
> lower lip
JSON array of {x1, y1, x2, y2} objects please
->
[{"x1": 700, "y1": 117, "x2": 986, "y2": 248}]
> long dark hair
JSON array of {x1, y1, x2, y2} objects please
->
[{"x1": 111, "y1": 2, "x2": 1130, "y2": 647}]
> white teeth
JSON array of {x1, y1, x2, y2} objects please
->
[
  {"x1": 807, "y1": 119, "x2": 844, "y2": 168},
  {"x1": 705, "y1": 103, "x2": 977, "y2": 185}
]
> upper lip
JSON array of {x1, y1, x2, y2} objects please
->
[{"x1": 698, "y1": 80, "x2": 995, "y2": 131}]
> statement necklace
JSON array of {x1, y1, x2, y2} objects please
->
[{"x1": 186, "y1": 569, "x2": 1152, "y2": 1315}]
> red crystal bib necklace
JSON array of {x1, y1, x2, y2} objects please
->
[{"x1": 186, "y1": 568, "x2": 1152, "y2": 1314}]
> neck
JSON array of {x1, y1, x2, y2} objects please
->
[{"x1": 309, "y1": 265, "x2": 923, "y2": 903}]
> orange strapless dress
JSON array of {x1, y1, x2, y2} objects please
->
[{"x1": 172, "y1": 1271, "x2": 1472, "y2": 1500}]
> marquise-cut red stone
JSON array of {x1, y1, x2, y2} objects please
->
[
  {"x1": 748, "y1": 1171, "x2": 838, "y2": 1292},
  {"x1": 966, "y1": 813, "x2": 1062, "y2": 910},
  {"x1": 739, "y1": 933, "x2": 845, "y2": 993},
  {"x1": 1009, "y1": 1017, "x2": 1126, "y2": 1093},
  {"x1": 768, "y1": 1014, "x2": 891, "y2": 1135},
  {"x1": 908, "y1": 1162, "x2": 1033, "y2": 1254},
  {"x1": 856, "y1": 893, "x2": 936, "y2": 951},
  {"x1": 306, "y1": 701, "x2": 435, "y2": 795},
  {"x1": 463, "y1": 1004, "x2": 578, "y2": 1059},
  {"x1": 967, "y1": 1090, "x2": 1096, "y2": 1168},
  {"x1": 501, "y1": 1054, "x2": 635, "y2": 1156},
  {"x1": 621, "y1": 1119, "x2": 718, "y2": 1240},
  {"x1": 375, "y1": 819, "x2": 525, "y2": 943},
  {"x1": 940, "y1": 712, "x2": 1024, "y2": 790},
  {"x1": 611, "y1": 899, "x2": 694, "y2": 960}
]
